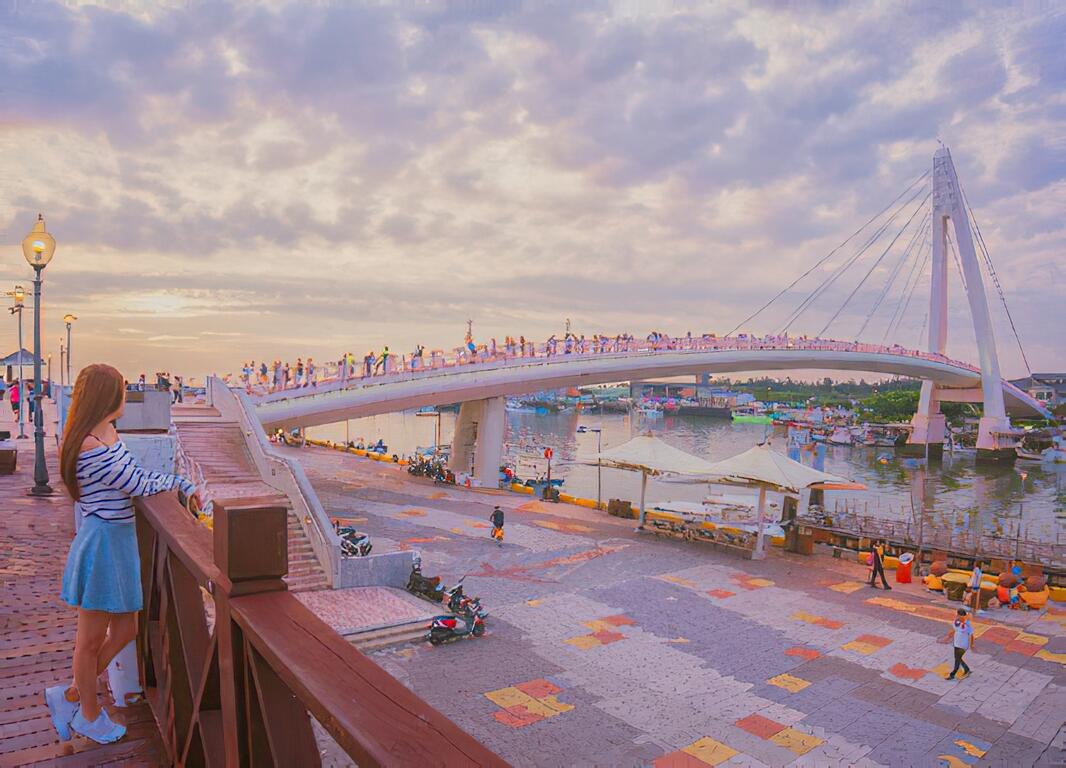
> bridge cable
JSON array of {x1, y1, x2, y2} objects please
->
[
  {"x1": 778, "y1": 179, "x2": 931, "y2": 336},
  {"x1": 882, "y1": 231, "x2": 930, "y2": 345},
  {"x1": 958, "y1": 182, "x2": 1034, "y2": 376},
  {"x1": 856, "y1": 208, "x2": 932, "y2": 340},
  {"x1": 817, "y1": 190, "x2": 932, "y2": 337},
  {"x1": 946, "y1": 227, "x2": 968, "y2": 292},
  {"x1": 723, "y1": 169, "x2": 930, "y2": 338}
]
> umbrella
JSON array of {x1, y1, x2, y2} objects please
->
[
  {"x1": 698, "y1": 442, "x2": 863, "y2": 558},
  {"x1": 586, "y1": 433, "x2": 717, "y2": 529}
]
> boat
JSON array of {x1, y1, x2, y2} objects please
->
[
  {"x1": 1016, "y1": 434, "x2": 1066, "y2": 463},
  {"x1": 731, "y1": 406, "x2": 773, "y2": 425},
  {"x1": 827, "y1": 426, "x2": 853, "y2": 446},
  {"x1": 636, "y1": 404, "x2": 663, "y2": 418}
]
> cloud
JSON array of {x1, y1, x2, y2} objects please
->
[{"x1": 0, "y1": 0, "x2": 1063, "y2": 379}]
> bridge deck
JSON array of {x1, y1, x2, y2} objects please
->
[{"x1": 0, "y1": 434, "x2": 163, "y2": 766}]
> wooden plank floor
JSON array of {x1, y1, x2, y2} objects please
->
[{"x1": 0, "y1": 427, "x2": 164, "y2": 767}]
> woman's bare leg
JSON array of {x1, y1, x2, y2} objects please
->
[
  {"x1": 72, "y1": 609, "x2": 111, "y2": 721},
  {"x1": 65, "y1": 612, "x2": 138, "y2": 702}
]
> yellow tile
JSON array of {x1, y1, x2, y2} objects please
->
[
  {"x1": 1035, "y1": 649, "x2": 1066, "y2": 665},
  {"x1": 768, "y1": 673, "x2": 810, "y2": 693},
  {"x1": 564, "y1": 634, "x2": 602, "y2": 650},
  {"x1": 484, "y1": 687, "x2": 536, "y2": 709},
  {"x1": 748, "y1": 578, "x2": 774, "y2": 588},
  {"x1": 937, "y1": 756, "x2": 969, "y2": 768},
  {"x1": 681, "y1": 737, "x2": 738, "y2": 766},
  {"x1": 518, "y1": 697, "x2": 568, "y2": 719},
  {"x1": 791, "y1": 611, "x2": 822, "y2": 624},
  {"x1": 828, "y1": 581, "x2": 865, "y2": 594},
  {"x1": 1015, "y1": 631, "x2": 1048, "y2": 646},
  {"x1": 583, "y1": 619, "x2": 617, "y2": 632},
  {"x1": 526, "y1": 598, "x2": 543, "y2": 607},
  {"x1": 931, "y1": 662, "x2": 953, "y2": 677},
  {"x1": 954, "y1": 739, "x2": 987, "y2": 758},
  {"x1": 669, "y1": 637, "x2": 690, "y2": 644},
  {"x1": 769, "y1": 727, "x2": 823, "y2": 756},
  {"x1": 538, "y1": 695, "x2": 574, "y2": 714},
  {"x1": 866, "y1": 596, "x2": 916, "y2": 612},
  {"x1": 842, "y1": 640, "x2": 881, "y2": 655},
  {"x1": 662, "y1": 575, "x2": 697, "y2": 588}
]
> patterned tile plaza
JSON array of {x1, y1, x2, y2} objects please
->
[{"x1": 291, "y1": 446, "x2": 1066, "y2": 767}]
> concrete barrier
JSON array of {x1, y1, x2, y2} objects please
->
[{"x1": 337, "y1": 550, "x2": 418, "y2": 589}]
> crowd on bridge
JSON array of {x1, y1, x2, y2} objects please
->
[{"x1": 241, "y1": 329, "x2": 981, "y2": 398}]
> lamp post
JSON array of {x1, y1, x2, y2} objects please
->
[
  {"x1": 22, "y1": 215, "x2": 56, "y2": 497},
  {"x1": 585, "y1": 427, "x2": 604, "y2": 508},
  {"x1": 47, "y1": 354, "x2": 52, "y2": 388},
  {"x1": 6, "y1": 286, "x2": 26, "y2": 439},
  {"x1": 59, "y1": 340, "x2": 65, "y2": 387},
  {"x1": 64, "y1": 314, "x2": 76, "y2": 385}
]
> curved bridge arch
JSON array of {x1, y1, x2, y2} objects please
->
[{"x1": 254, "y1": 346, "x2": 1048, "y2": 430}]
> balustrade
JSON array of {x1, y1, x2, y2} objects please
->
[{"x1": 135, "y1": 492, "x2": 504, "y2": 767}]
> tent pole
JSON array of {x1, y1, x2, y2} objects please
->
[
  {"x1": 753, "y1": 484, "x2": 767, "y2": 559},
  {"x1": 636, "y1": 470, "x2": 648, "y2": 530}
]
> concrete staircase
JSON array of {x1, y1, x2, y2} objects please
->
[{"x1": 173, "y1": 411, "x2": 329, "y2": 592}]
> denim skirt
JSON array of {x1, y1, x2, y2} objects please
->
[{"x1": 61, "y1": 515, "x2": 143, "y2": 614}]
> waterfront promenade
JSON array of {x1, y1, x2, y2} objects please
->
[
  {"x1": 290, "y1": 443, "x2": 1066, "y2": 767},
  {"x1": 0, "y1": 417, "x2": 163, "y2": 766}
]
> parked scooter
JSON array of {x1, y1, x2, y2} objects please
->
[
  {"x1": 426, "y1": 604, "x2": 487, "y2": 645},
  {"x1": 406, "y1": 559, "x2": 446, "y2": 602},
  {"x1": 336, "y1": 525, "x2": 372, "y2": 558},
  {"x1": 445, "y1": 577, "x2": 469, "y2": 613}
]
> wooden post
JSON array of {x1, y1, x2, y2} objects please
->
[{"x1": 213, "y1": 500, "x2": 290, "y2": 765}]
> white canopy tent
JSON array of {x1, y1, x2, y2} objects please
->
[
  {"x1": 587, "y1": 434, "x2": 718, "y2": 529},
  {"x1": 694, "y1": 443, "x2": 862, "y2": 558}
]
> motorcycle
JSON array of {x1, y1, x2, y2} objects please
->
[
  {"x1": 445, "y1": 577, "x2": 471, "y2": 613},
  {"x1": 426, "y1": 604, "x2": 487, "y2": 645},
  {"x1": 337, "y1": 526, "x2": 372, "y2": 558},
  {"x1": 406, "y1": 559, "x2": 446, "y2": 602}
]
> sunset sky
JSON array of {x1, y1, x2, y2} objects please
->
[{"x1": 1, "y1": 1, "x2": 1063, "y2": 382}]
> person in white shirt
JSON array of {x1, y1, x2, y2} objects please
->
[{"x1": 944, "y1": 607, "x2": 974, "y2": 680}]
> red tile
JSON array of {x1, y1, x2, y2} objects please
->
[
  {"x1": 515, "y1": 678, "x2": 561, "y2": 698},
  {"x1": 591, "y1": 629, "x2": 626, "y2": 645},
  {"x1": 493, "y1": 705, "x2": 544, "y2": 728},
  {"x1": 785, "y1": 647, "x2": 821, "y2": 661},
  {"x1": 654, "y1": 750, "x2": 712, "y2": 768},
  {"x1": 707, "y1": 589, "x2": 736, "y2": 599},
  {"x1": 736, "y1": 713, "x2": 787, "y2": 739},
  {"x1": 888, "y1": 663, "x2": 927, "y2": 681},
  {"x1": 599, "y1": 614, "x2": 637, "y2": 627},
  {"x1": 1004, "y1": 640, "x2": 1040, "y2": 657},
  {"x1": 854, "y1": 634, "x2": 892, "y2": 648},
  {"x1": 981, "y1": 627, "x2": 1017, "y2": 645},
  {"x1": 816, "y1": 618, "x2": 845, "y2": 630}
]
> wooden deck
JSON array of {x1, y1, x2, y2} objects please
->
[{"x1": 0, "y1": 435, "x2": 164, "y2": 767}]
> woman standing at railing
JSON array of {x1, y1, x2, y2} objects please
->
[{"x1": 46, "y1": 363, "x2": 201, "y2": 745}]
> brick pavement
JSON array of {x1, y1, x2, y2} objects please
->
[{"x1": 291, "y1": 444, "x2": 1066, "y2": 768}]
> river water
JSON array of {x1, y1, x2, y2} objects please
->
[{"x1": 308, "y1": 410, "x2": 1065, "y2": 542}]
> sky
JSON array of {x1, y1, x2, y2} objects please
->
[{"x1": 1, "y1": 0, "x2": 1064, "y2": 383}]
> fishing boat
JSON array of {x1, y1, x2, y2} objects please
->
[
  {"x1": 731, "y1": 405, "x2": 773, "y2": 425},
  {"x1": 1017, "y1": 435, "x2": 1066, "y2": 463},
  {"x1": 636, "y1": 404, "x2": 663, "y2": 418},
  {"x1": 827, "y1": 426, "x2": 853, "y2": 446}
]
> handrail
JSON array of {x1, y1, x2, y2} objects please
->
[
  {"x1": 134, "y1": 493, "x2": 504, "y2": 766},
  {"x1": 205, "y1": 376, "x2": 343, "y2": 585}
]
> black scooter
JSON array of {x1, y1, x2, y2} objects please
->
[
  {"x1": 337, "y1": 526, "x2": 372, "y2": 558},
  {"x1": 406, "y1": 559, "x2": 446, "y2": 603},
  {"x1": 426, "y1": 603, "x2": 487, "y2": 645}
]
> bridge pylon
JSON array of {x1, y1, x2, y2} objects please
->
[{"x1": 905, "y1": 147, "x2": 1017, "y2": 462}]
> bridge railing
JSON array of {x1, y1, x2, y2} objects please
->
[
  {"x1": 134, "y1": 492, "x2": 504, "y2": 767},
  {"x1": 247, "y1": 334, "x2": 987, "y2": 403}
]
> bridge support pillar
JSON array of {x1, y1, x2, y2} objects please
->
[
  {"x1": 904, "y1": 381, "x2": 945, "y2": 458},
  {"x1": 449, "y1": 397, "x2": 505, "y2": 486}
]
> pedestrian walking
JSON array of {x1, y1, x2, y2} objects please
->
[
  {"x1": 490, "y1": 505, "x2": 505, "y2": 545},
  {"x1": 9, "y1": 380, "x2": 19, "y2": 418},
  {"x1": 943, "y1": 607, "x2": 974, "y2": 680},
  {"x1": 867, "y1": 540, "x2": 891, "y2": 590},
  {"x1": 375, "y1": 346, "x2": 389, "y2": 374}
]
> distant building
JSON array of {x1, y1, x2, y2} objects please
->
[{"x1": 1009, "y1": 373, "x2": 1066, "y2": 408}]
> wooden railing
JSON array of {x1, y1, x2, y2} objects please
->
[{"x1": 135, "y1": 493, "x2": 506, "y2": 767}]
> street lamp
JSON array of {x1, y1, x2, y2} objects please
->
[
  {"x1": 22, "y1": 214, "x2": 56, "y2": 497},
  {"x1": 59, "y1": 338, "x2": 65, "y2": 387},
  {"x1": 63, "y1": 314, "x2": 77, "y2": 385},
  {"x1": 6, "y1": 286, "x2": 27, "y2": 439},
  {"x1": 578, "y1": 425, "x2": 604, "y2": 508}
]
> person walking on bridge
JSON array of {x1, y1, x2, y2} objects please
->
[
  {"x1": 867, "y1": 540, "x2": 891, "y2": 590},
  {"x1": 48, "y1": 364, "x2": 201, "y2": 745},
  {"x1": 375, "y1": 346, "x2": 389, "y2": 374},
  {"x1": 490, "y1": 505, "x2": 505, "y2": 545}
]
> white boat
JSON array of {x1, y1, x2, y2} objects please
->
[
  {"x1": 636, "y1": 405, "x2": 663, "y2": 418},
  {"x1": 827, "y1": 426, "x2": 853, "y2": 446}
]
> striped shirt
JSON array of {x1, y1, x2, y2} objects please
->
[{"x1": 75, "y1": 441, "x2": 195, "y2": 522}]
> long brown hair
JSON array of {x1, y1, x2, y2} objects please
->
[{"x1": 61, "y1": 364, "x2": 126, "y2": 500}]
